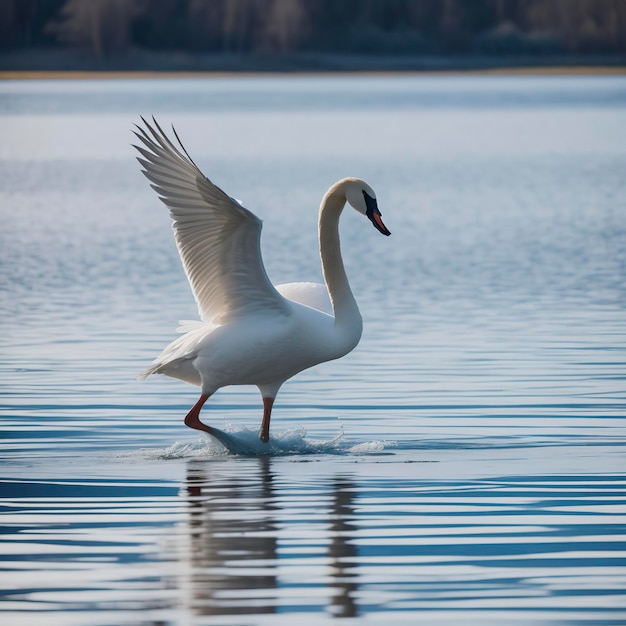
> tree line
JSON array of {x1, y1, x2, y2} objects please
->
[{"x1": 2, "y1": 0, "x2": 626, "y2": 60}]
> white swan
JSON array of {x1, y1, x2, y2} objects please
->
[{"x1": 133, "y1": 117, "x2": 390, "y2": 443}]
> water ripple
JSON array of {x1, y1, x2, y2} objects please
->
[
  {"x1": 1, "y1": 75, "x2": 625, "y2": 625},
  {"x1": 2, "y1": 468, "x2": 625, "y2": 624}
]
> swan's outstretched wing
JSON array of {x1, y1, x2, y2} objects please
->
[{"x1": 133, "y1": 117, "x2": 289, "y2": 324}]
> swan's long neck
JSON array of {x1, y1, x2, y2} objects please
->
[{"x1": 319, "y1": 183, "x2": 363, "y2": 350}]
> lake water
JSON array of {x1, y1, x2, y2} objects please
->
[{"x1": 1, "y1": 75, "x2": 625, "y2": 625}]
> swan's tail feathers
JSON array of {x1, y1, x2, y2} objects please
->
[
  {"x1": 137, "y1": 356, "x2": 202, "y2": 387},
  {"x1": 137, "y1": 364, "x2": 162, "y2": 381}
]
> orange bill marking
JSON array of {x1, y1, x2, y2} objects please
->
[{"x1": 374, "y1": 212, "x2": 387, "y2": 232}]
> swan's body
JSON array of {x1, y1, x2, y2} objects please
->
[{"x1": 134, "y1": 118, "x2": 390, "y2": 442}]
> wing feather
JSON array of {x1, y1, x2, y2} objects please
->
[{"x1": 134, "y1": 117, "x2": 289, "y2": 324}]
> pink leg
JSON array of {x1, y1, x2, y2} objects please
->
[
  {"x1": 184, "y1": 394, "x2": 215, "y2": 435},
  {"x1": 259, "y1": 397, "x2": 274, "y2": 443}
]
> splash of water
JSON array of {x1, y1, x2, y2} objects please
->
[{"x1": 134, "y1": 424, "x2": 391, "y2": 459}]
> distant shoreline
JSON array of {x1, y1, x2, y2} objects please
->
[
  {"x1": 2, "y1": 66, "x2": 626, "y2": 80},
  {"x1": 1, "y1": 49, "x2": 625, "y2": 79}
]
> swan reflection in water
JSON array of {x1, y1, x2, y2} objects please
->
[{"x1": 181, "y1": 460, "x2": 358, "y2": 617}]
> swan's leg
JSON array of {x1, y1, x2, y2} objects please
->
[
  {"x1": 184, "y1": 394, "x2": 215, "y2": 435},
  {"x1": 259, "y1": 397, "x2": 274, "y2": 443}
]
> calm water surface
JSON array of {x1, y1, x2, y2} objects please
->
[{"x1": 1, "y1": 75, "x2": 625, "y2": 625}]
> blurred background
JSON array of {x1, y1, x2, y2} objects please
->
[{"x1": 1, "y1": 0, "x2": 626, "y2": 71}]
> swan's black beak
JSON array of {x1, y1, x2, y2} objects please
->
[{"x1": 364, "y1": 191, "x2": 391, "y2": 236}]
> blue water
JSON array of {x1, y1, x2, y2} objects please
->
[{"x1": 1, "y1": 75, "x2": 625, "y2": 625}]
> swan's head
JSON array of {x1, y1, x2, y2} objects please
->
[{"x1": 344, "y1": 178, "x2": 391, "y2": 236}]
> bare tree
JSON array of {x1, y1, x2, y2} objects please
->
[
  {"x1": 522, "y1": 0, "x2": 626, "y2": 52},
  {"x1": 29, "y1": 0, "x2": 626, "y2": 60},
  {"x1": 187, "y1": 0, "x2": 225, "y2": 50},
  {"x1": 0, "y1": 0, "x2": 17, "y2": 48},
  {"x1": 49, "y1": 0, "x2": 142, "y2": 59},
  {"x1": 606, "y1": 0, "x2": 626, "y2": 50},
  {"x1": 260, "y1": 0, "x2": 307, "y2": 53},
  {"x1": 221, "y1": 0, "x2": 255, "y2": 52},
  {"x1": 440, "y1": 0, "x2": 467, "y2": 50}
]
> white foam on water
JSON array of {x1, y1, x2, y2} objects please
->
[
  {"x1": 348, "y1": 440, "x2": 388, "y2": 454},
  {"x1": 131, "y1": 424, "x2": 393, "y2": 459}
]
